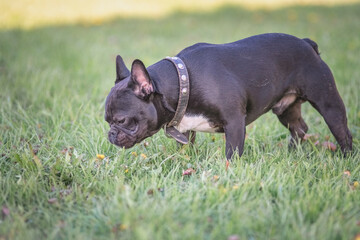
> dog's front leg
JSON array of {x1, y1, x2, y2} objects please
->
[{"x1": 224, "y1": 113, "x2": 246, "y2": 160}]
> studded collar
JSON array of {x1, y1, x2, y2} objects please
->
[{"x1": 163, "y1": 56, "x2": 190, "y2": 144}]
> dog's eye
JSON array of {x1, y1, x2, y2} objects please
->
[{"x1": 115, "y1": 117, "x2": 126, "y2": 125}]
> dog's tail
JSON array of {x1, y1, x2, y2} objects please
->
[{"x1": 303, "y1": 38, "x2": 320, "y2": 55}]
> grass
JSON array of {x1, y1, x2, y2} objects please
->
[{"x1": 1, "y1": 2, "x2": 360, "y2": 240}]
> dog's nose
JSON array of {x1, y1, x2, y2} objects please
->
[{"x1": 108, "y1": 130, "x2": 117, "y2": 143}]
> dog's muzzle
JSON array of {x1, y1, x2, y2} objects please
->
[{"x1": 108, "y1": 125, "x2": 140, "y2": 148}]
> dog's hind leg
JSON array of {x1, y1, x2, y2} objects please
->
[
  {"x1": 273, "y1": 100, "x2": 309, "y2": 148},
  {"x1": 302, "y1": 62, "x2": 352, "y2": 153}
]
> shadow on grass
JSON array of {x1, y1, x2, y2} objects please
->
[
  {"x1": 1, "y1": 3, "x2": 360, "y2": 61},
  {"x1": 1, "y1": 3, "x2": 359, "y2": 67}
]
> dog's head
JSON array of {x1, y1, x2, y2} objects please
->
[{"x1": 105, "y1": 56, "x2": 159, "y2": 148}]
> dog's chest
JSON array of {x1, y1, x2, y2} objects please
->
[{"x1": 175, "y1": 115, "x2": 217, "y2": 133}]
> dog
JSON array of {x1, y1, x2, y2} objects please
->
[{"x1": 105, "y1": 33, "x2": 352, "y2": 159}]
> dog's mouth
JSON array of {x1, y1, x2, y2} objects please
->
[{"x1": 108, "y1": 124, "x2": 141, "y2": 149}]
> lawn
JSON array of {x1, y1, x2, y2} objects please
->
[{"x1": 0, "y1": 1, "x2": 360, "y2": 240}]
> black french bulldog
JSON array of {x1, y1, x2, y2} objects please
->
[{"x1": 105, "y1": 33, "x2": 352, "y2": 159}]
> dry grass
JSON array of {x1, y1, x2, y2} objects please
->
[{"x1": 1, "y1": 0, "x2": 360, "y2": 29}]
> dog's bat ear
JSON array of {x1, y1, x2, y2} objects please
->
[
  {"x1": 130, "y1": 59, "x2": 154, "y2": 99},
  {"x1": 115, "y1": 55, "x2": 130, "y2": 84}
]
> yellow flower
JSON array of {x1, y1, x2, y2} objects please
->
[
  {"x1": 96, "y1": 154, "x2": 105, "y2": 160},
  {"x1": 119, "y1": 224, "x2": 128, "y2": 230},
  {"x1": 131, "y1": 152, "x2": 138, "y2": 157},
  {"x1": 219, "y1": 186, "x2": 228, "y2": 194},
  {"x1": 233, "y1": 185, "x2": 239, "y2": 190},
  {"x1": 354, "y1": 181, "x2": 359, "y2": 188},
  {"x1": 140, "y1": 153, "x2": 147, "y2": 159},
  {"x1": 125, "y1": 169, "x2": 129, "y2": 173}
]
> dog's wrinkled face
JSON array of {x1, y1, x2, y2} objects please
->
[{"x1": 105, "y1": 56, "x2": 158, "y2": 148}]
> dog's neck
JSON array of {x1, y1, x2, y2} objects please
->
[{"x1": 148, "y1": 59, "x2": 184, "y2": 130}]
